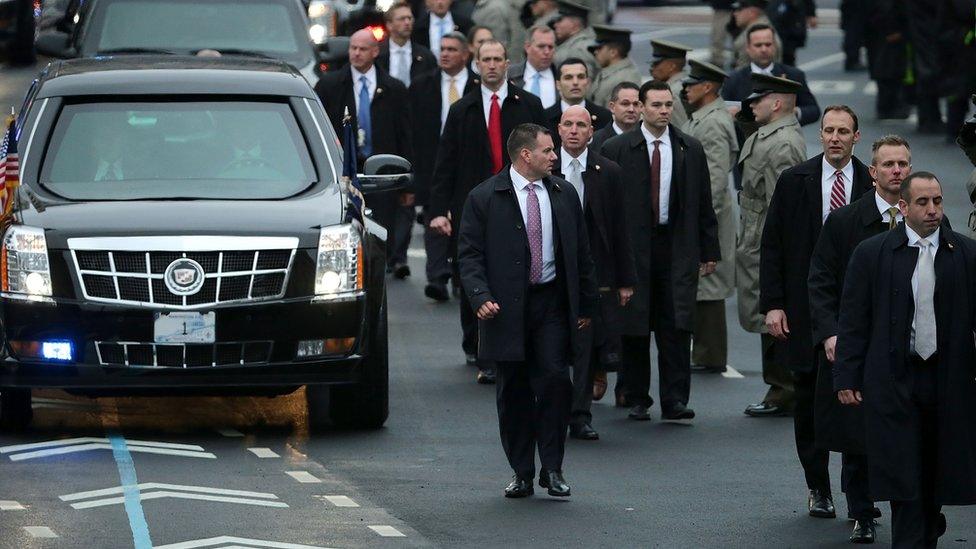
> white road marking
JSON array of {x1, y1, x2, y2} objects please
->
[
  {"x1": 0, "y1": 500, "x2": 25, "y2": 510},
  {"x1": 68, "y1": 491, "x2": 288, "y2": 510},
  {"x1": 808, "y1": 80, "x2": 856, "y2": 95},
  {"x1": 248, "y1": 448, "x2": 280, "y2": 459},
  {"x1": 153, "y1": 536, "x2": 334, "y2": 549},
  {"x1": 863, "y1": 81, "x2": 878, "y2": 96},
  {"x1": 632, "y1": 27, "x2": 708, "y2": 41},
  {"x1": 368, "y1": 525, "x2": 406, "y2": 537},
  {"x1": 319, "y1": 495, "x2": 359, "y2": 508},
  {"x1": 6, "y1": 443, "x2": 215, "y2": 461},
  {"x1": 286, "y1": 471, "x2": 322, "y2": 484},
  {"x1": 722, "y1": 366, "x2": 745, "y2": 379},
  {"x1": 406, "y1": 248, "x2": 427, "y2": 259},
  {"x1": 61, "y1": 483, "x2": 280, "y2": 502},
  {"x1": 24, "y1": 526, "x2": 58, "y2": 538},
  {"x1": 217, "y1": 429, "x2": 244, "y2": 437},
  {"x1": 798, "y1": 52, "x2": 846, "y2": 72},
  {"x1": 0, "y1": 437, "x2": 214, "y2": 461}
]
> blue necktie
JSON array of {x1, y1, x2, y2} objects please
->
[
  {"x1": 358, "y1": 75, "x2": 372, "y2": 157},
  {"x1": 530, "y1": 72, "x2": 541, "y2": 98}
]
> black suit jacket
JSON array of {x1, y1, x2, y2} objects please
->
[
  {"x1": 760, "y1": 154, "x2": 873, "y2": 371},
  {"x1": 412, "y1": 10, "x2": 473, "y2": 50},
  {"x1": 409, "y1": 68, "x2": 481, "y2": 205},
  {"x1": 457, "y1": 169, "x2": 598, "y2": 361},
  {"x1": 543, "y1": 100, "x2": 613, "y2": 150},
  {"x1": 721, "y1": 63, "x2": 821, "y2": 126},
  {"x1": 377, "y1": 41, "x2": 437, "y2": 85},
  {"x1": 590, "y1": 123, "x2": 621, "y2": 152},
  {"x1": 429, "y1": 84, "x2": 546, "y2": 227},
  {"x1": 600, "y1": 126, "x2": 721, "y2": 335}
]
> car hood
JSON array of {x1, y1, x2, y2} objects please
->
[{"x1": 19, "y1": 188, "x2": 343, "y2": 249}]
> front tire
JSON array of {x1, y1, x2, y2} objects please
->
[{"x1": 0, "y1": 389, "x2": 33, "y2": 431}]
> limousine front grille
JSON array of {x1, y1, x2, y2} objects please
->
[
  {"x1": 67, "y1": 237, "x2": 298, "y2": 309},
  {"x1": 95, "y1": 341, "x2": 273, "y2": 368}
]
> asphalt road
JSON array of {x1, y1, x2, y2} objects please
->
[{"x1": 2, "y1": 4, "x2": 976, "y2": 548}]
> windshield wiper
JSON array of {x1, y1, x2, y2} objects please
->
[
  {"x1": 197, "y1": 48, "x2": 275, "y2": 59},
  {"x1": 96, "y1": 47, "x2": 178, "y2": 55}
]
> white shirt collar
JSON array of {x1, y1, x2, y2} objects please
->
[
  {"x1": 525, "y1": 63, "x2": 551, "y2": 79},
  {"x1": 906, "y1": 224, "x2": 940, "y2": 248},
  {"x1": 431, "y1": 11, "x2": 453, "y2": 24},
  {"x1": 509, "y1": 166, "x2": 541, "y2": 190},
  {"x1": 481, "y1": 81, "x2": 509, "y2": 103},
  {"x1": 612, "y1": 121, "x2": 626, "y2": 135},
  {"x1": 822, "y1": 156, "x2": 854, "y2": 184},
  {"x1": 442, "y1": 69, "x2": 466, "y2": 83},
  {"x1": 640, "y1": 124, "x2": 671, "y2": 146},
  {"x1": 751, "y1": 62, "x2": 774, "y2": 75},
  {"x1": 875, "y1": 191, "x2": 901, "y2": 218},
  {"x1": 389, "y1": 40, "x2": 410, "y2": 53},
  {"x1": 560, "y1": 147, "x2": 587, "y2": 173},
  {"x1": 352, "y1": 64, "x2": 377, "y2": 84}
]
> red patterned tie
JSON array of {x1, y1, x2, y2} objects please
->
[
  {"x1": 829, "y1": 170, "x2": 846, "y2": 211},
  {"x1": 488, "y1": 94, "x2": 503, "y2": 173}
]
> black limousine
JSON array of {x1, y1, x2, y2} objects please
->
[{"x1": 0, "y1": 56, "x2": 408, "y2": 430}]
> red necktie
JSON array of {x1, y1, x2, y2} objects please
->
[
  {"x1": 829, "y1": 170, "x2": 846, "y2": 211},
  {"x1": 650, "y1": 140, "x2": 661, "y2": 226},
  {"x1": 488, "y1": 93, "x2": 503, "y2": 173}
]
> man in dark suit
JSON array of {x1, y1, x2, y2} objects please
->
[
  {"x1": 378, "y1": 2, "x2": 438, "y2": 87},
  {"x1": 600, "y1": 80, "x2": 721, "y2": 421},
  {"x1": 553, "y1": 105, "x2": 635, "y2": 440},
  {"x1": 808, "y1": 134, "x2": 913, "y2": 544},
  {"x1": 315, "y1": 29, "x2": 413, "y2": 274},
  {"x1": 543, "y1": 58, "x2": 612, "y2": 151},
  {"x1": 410, "y1": 31, "x2": 480, "y2": 302},
  {"x1": 760, "y1": 105, "x2": 874, "y2": 523},
  {"x1": 429, "y1": 39, "x2": 546, "y2": 382},
  {"x1": 590, "y1": 81, "x2": 640, "y2": 155},
  {"x1": 413, "y1": 0, "x2": 473, "y2": 57},
  {"x1": 457, "y1": 123, "x2": 598, "y2": 498},
  {"x1": 836, "y1": 172, "x2": 976, "y2": 547},
  {"x1": 721, "y1": 23, "x2": 820, "y2": 127},
  {"x1": 507, "y1": 25, "x2": 559, "y2": 109}
]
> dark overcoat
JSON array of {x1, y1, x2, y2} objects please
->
[
  {"x1": 411, "y1": 10, "x2": 473, "y2": 50},
  {"x1": 599, "y1": 125, "x2": 721, "y2": 334},
  {"x1": 760, "y1": 154, "x2": 873, "y2": 372},
  {"x1": 835, "y1": 223, "x2": 976, "y2": 503},
  {"x1": 457, "y1": 170, "x2": 599, "y2": 361},
  {"x1": 721, "y1": 63, "x2": 821, "y2": 126},
  {"x1": 807, "y1": 190, "x2": 888, "y2": 453}
]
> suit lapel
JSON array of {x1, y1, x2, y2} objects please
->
[
  {"x1": 806, "y1": 157, "x2": 823, "y2": 231},
  {"x1": 583, "y1": 156, "x2": 611, "y2": 252},
  {"x1": 669, "y1": 128, "x2": 684, "y2": 217}
]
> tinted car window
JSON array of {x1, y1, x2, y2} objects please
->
[
  {"x1": 82, "y1": 0, "x2": 313, "y2": 66},
  {"x1": 41, "y1": 101, "x2": 319, "y2": 200}
]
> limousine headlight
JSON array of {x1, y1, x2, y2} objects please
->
[
  {"x1": 315, "y1": 224, "x2": 363, "y2": 299},
  {"x1": 1, "y1": 226, "x2": 52, "y2": 297}
]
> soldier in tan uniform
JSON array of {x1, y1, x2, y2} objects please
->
[
  {"x1": 649, "y1": 39, "x2": 692, "y2": 130},
  {"x1": 731, "y1": 0, "x2": 782, "y2": 69},
  {"x1": 588, "y1": 24, "x2": 641, "y2": 107},
  {"x1": 735, "y1": 73, "x2": 807, "y2": 416},
  {"x1": 681, "y1": 60, "x2": 738, "y2": 374},
  {"x1": 551, "y1": 0, "x2": 600, "y2": 80}
]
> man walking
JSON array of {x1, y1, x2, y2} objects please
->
[
  {"x1": 457, "y1": 123, "x2": 597, "y2": 498},
  {"x1": 543, "y1": 58, "x2": 612, "y2": 149},
  {"x1": 378, "y1": 2, "x2": 437, "y2": 88},
  {"x1": 588, "y1": 25, "x2": 641, "y2": 108},
  {"x1": 591, "y1": 81, "x2": 640, "y2": 151},
  {"x1": 508, "y1": 25, "x2": 559, "y2": 109}
]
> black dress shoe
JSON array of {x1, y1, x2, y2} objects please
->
[
  {"x1": 504, "y1": 475, "x2": 534, "y2": 498},
  {"x1": 850, "y1": 520, "x2": 876, "y2": 544},
  {"x1": 628, "y1": 404, "x2": 651, "y2": 421},
  {"x1": 691, "y1": 363, "x2": 727, "y2": 373},
  {"x1": 938, "y1": 512, "x2": 947, "y2": 538},
  {"x1": 569, "y1": 422, "x2": 599, "y2": 440},
  {"x1": 744, "y1": 402, "x2": 786, "y2": 417},
  {"x1": 538, "y1": 470, "x2": 571, "y2": 497},
  {"x1": 424, "y1": 283, "x2": 450, "y2": 302},
  {"x1": 392, "y1": 263, "x2": 410, "y2": 279},
  {"x1": 476, "y1": 367, "x2": 496, "y2": 384},
  {"x1": 808, "y1": 489, "x2": 836, "y2": 518},
  {"x1": 662, "y1": 403, "x2": 695, "y2": 420}
]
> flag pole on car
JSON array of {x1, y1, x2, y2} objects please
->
[{"x1": 341, "y1": 106, "x2": 365, "y2": 227}]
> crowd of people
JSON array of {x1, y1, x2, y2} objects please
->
[{"x1": 312, "y1": 0, "x2": 976, "y2": 546}]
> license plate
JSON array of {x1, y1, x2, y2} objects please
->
[{"x1": 154, "y1": 312, "x2": 216, "y2": 343}]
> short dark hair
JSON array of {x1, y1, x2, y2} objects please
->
[
  {"x1": 746, "y1": 23, "x2": 775, "y2": 44},
  {"x1": 610, "y1": 81, "x2": 640, "y2": 103},
  {"x1": 899, "y1": 171, "x2": 941, "y2": 201},
  {"x1": 558, "y1": 57, "x2": 588, "y2": 78},
  {"x1": 638, "y1": 80, "x2": 672, "y2": 103},
  {"x1": 384, "y1": 1, "x2": 412, "y2": 21},
  {"x1": 871, "y1": 134, "x2": 911, "y2": 165},
  {"x1": 602, "y1": 41, "x2": 631, "y2": 58},
  {"x1": 467, "y1": 25, "x2": 492, "y2": 44},
  {"x1": 441, "y1": 30, "x2": 469, "y2": 49},
  {"x1": 507, "y1": 123, "x2": 550, "y2": 161},
  {"x1": 821, "y1": 105, "x2": 859, "y2": 132}
]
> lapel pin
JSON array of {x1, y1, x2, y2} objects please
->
[
  {"x1": 513, "y1": 94, "x2": 520, "y2": 100},
  {"x1": 594, "y1": 164, "x2": 601, "y2": 171},
  {"x1": 948, "y1": 242, "x2": 955, "y2": 250},
  {"x1": 376, "y1": 87, "x2": 383, "y2": 94}
]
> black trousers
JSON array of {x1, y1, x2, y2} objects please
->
[
  {"x1": 842, "y1": 452, "x2": 874, "y2": 521},
  {"x1": 389, "y1": 203, "x2": 415, "y2": 267},
  {"x1": 891, "y1": 356, "x2": 943, "y2": 548},
  {"x1": 621, "y1": 226, "x2": 691, "y2": 411},
  {"x1": 793, "y1": 369, "x2": 830, "y2": 493},
  {"x1": 571, "y1": 320, "x2": 596, "y2": 425},
  {"x1": 422, "y1": 207, "x2": 453, "y2": 285},
  {"x1": 840, "y1": 0, "x2": 867, "y2": 63},
  {"x1": 495, "y1": 282, "x2": 573, "y2": 478}
]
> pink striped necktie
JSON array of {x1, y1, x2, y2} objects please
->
[
  {"x1": 526, "y1": 183, "x2": 543, "y2": 284},
  {"x1": 829, "y1": 170, "x2": 846, "y2": 211}
]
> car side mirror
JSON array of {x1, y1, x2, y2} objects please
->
[
  {"x1": 315, "y1": 37, "x2": 349, "y2": 75},
  {"x1": 35, "y1": 31, "x2": 74, "y2": 58},
  {"x1": 359, "y1": 154, "x2": 411, "y2": 194}
]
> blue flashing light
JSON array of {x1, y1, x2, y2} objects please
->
[{"x1": 41, "y1": 341, "x2": 73, "y2": 361}]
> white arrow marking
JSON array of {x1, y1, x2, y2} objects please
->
[
  {"x1": 368, "y1": 525, "x2": 405, "y2": 537},
  {"x1": 24, "y1": 526, "x2": 58, "y2": 538},
  {"x1": 285, "y1": 471, "x2": 321, "y2": 484},
  {"x1": 722, "y1": 366, "x2": 745, "y2": 379},
  {"x1": 1, "y1": 437, "x2": 207, "y2": 453},
  {"x1": 247, "y1": 448, "x2": 280, "y2": 459},
  {"x1": 153, "y1": 536, "x2": 333, "y2": 549},
  {"x1": 9, "y1": 443, "x2": 216, "y2": 461},
  {"x1": 69, "y1": 491, "x2": 288, "y2": 510},
  {"x1": 0, "y1": 500, "x2": 25, "y2": 510},
  {"x1": 1, "y1": 437, "x2": 215, "y2": 460},
  {"x1": 61, "y1": 483, "x2": 279, "y2": 502}
]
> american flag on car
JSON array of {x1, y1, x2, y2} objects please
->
[{"x1": 0, "y1": 113, "x2": 19, "y2": 218}]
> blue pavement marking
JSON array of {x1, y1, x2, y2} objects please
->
[{"x1": 108, "y1": 432, "x2": 153, "y2": 549}]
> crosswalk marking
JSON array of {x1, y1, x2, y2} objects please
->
[
  {"x1": 368, "y1": 525, "x2": 406, "y2": 537},
  {"x1": 24, "y1": 526, "x2": 58, "y2": 538},
  {"x1": 808, "y1": 80, "x2": 856, "y2": 95},
  {"x1": 248, "y1": 448, "x2": 280, "y2": 458},
  {"x1": 318, "y1": 495, "x2": 359, "y2": 508},
  {"x1": 286, "y1": 471, "x2": 322, "y2": 484},
  {"x1": 722, "y1": 366, "x2": 745, "y2": 379},
  {"x1": 0, "y1": 500, "x2": 25, "y2": 510}
]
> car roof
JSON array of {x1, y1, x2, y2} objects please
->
[{"x1": 35, "y1": 56, "x2": 318, "y2": 99}]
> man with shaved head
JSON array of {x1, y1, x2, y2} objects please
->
[
  {"x1": 315, "y1": 29, "x2": 414, "y2": 276},
  {"x1": 552, "y1": 105, "x2": 634, "y2": 440}
]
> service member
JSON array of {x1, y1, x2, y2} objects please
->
[
  {"x1": 649, "y1": 39, "x2": 692, "y2": 130},
  {"x1": 588, "y1": 24, "x2": 641, "y2": 108},
  {"x1": 551, "y1": 0, "x2": 600, "y2": 79}
]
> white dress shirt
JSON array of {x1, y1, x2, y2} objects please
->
[
  {"x1": 907, "y1": 224, "x2": 940, "y2": 354},
  {"x1": 351, "y1": 65, "x2": 377, "y2": 112},
  {"x1": 751, "y1": 62, "x2": 774, "y2": 76},
  {"x1": 641, "y1": 124, "x2": 673, "y2": 224},
  {"x1": 388, "y1": 40, "x2": 412, "y2": 85},
  {"x1": 524, "y1": 64, "x2": 557, "y2": 108},
  {"x1": 821, "y1": 157, "x2": 854, "y2": 222},
  {"x1": 440, "y1": 70, "x2": 469, "y2": 131},
  {"x1": 611, "y1": 121, "x2": 626, "y2": 135},
  {"x1": 560, "y1": 147, "x2": 587, "y2": 207},
  {"x1": 481, "y1": 81, "x2": 509, "y2": 127},
  {"x1": 510, "y1": 166, "x2": 556, "y2": 283},
  {"x1": 875, "y1": 192, "x2": 903, "y2": 225},
  {"x1": 428, "y1": 12, "x2": 454, "y2": 57}
]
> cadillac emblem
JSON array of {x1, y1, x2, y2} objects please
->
[{"x1": 164, "y1": 258, "x2": 206, "y2": 296}]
